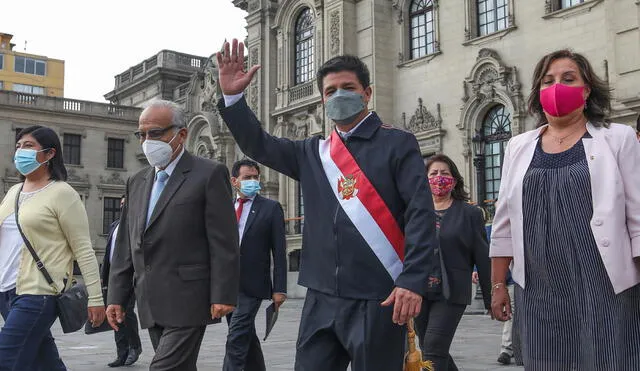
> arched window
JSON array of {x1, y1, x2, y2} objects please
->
[
  {"x1": 409, "y1": 0, "x2": 436, "y2": 59},
  {"x1": 294, "y1": 8, "x2": 314, "y2": 85},
  {"x1": 477, "y1": 0, "x2": 509, "y2": 37},
  {"x1": 482, "y1": 105, "x2": 512, "y2": 202}
]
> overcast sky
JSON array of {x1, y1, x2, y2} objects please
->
[{"x1": 3, "y1": 0, "x2": 247, "y2": 102}]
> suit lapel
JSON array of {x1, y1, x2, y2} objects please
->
[
  {"x1": 146, "y1": 152, "x2": 193, "y2": 230},
  {"x1": 138, "y1": 168, "x2": 155, "y2": 236},
  {"x1": 242, "y1": 195, "x2": 261, "y2": 238}
]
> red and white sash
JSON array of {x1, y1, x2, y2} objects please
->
[{"x1": 318, "y1": 130, "x2": 404, "y2": 280}]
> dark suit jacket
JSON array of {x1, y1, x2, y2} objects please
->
[
  {"x1": 438, "y1": 200, "x2": 491, "y2": 309},
  {"x1": 239, "y1": 195, "x2": 287, "y2": 299},
  {"x1": 107, "y1": 151, "x2": 240, "y2": 329},
  {"x1": 101, "y1": 220, "x2": 119, "y2": 288},
  {"x1": 219, "y1": 97, "x2": 438, "y2": 300},
  {"x1": 100, "y1": 220, "x2": 120, "y2": 306}
]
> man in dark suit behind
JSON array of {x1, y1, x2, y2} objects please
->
[
  {"x1": 106, "y1": 100, "x2": 240, "y2": 371},
  {"x1": 101, "y1": 196, "x2": 142, "y2": 368},
  {"x1": 223, "y1": 159, "x2": 287, "y2": 371}
]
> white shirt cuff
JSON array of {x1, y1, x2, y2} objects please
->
[{"x1": 223, "y1": 93, "x2": 244, "y2": 107}]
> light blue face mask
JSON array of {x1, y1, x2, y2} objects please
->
[
  {"x1": 325, "y1": 89, "x2": 365, "y2": 126},
  {"x1": 240, "y1": 179, "x2": 261, "y2": 197},
  {"x1": 14, "y1": 148, "x2": 48, "y2": 176}
]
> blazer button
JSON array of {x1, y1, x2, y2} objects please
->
[
  {"x1": 593, "y1": 219, "x2": 603, "y2": 226},
  {"x1": 145, "y1": 265, "x2": 152, "y2": 272},
  {"x1": 601, "y1": 239, "x2": 610, "y2": 247}
]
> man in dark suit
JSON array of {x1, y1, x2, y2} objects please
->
[
  {"x1": 223, "y1": 159, "x2": 287, "y2": 371},
  {"x1": 106, "y1": 100, "x2": 240, "y2": 371},
  {"x1": 217, "y1": 41, "x2": 438, "y2": 371},
  {"x1": 101, "y1": 196, "x2": 142, "y2": 368}
]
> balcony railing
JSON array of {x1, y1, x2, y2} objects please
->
[
  {"x1": 288, "y1": 82, "x2": 315, "y2": 103},
  {"x1": 113, "y1": 50, "x2": 208, "y2": 89},
  {"x1": 0, "y1": 91, "x2": 141, "y2": 121}
]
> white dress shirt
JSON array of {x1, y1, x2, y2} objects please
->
[
  {"x1": 235, "y1": 195, "x2": 255, "y2": 242},
  {"x1": 0, "y1": 214, "x2": 23, "y2": 292},
  {"x1": 109, "y1": 223, "x2": 119, "y2": 264}
]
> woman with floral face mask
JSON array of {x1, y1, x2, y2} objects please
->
[
  {"x1": 413, "y1": 154, "x2": 491, "y2": 370},
  {"x1": 490, "y1": 50, "x2": 640, "y2": 370}
]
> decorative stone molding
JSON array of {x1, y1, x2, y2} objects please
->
[
  {"x1": 391, "y1": 0, "x2": 404, "y2": 24},
  {"x1": 401, "y1": 98, "x2": 445, "y2": 155},
  {"x1": 201, "y1": 56, "x2": 219, "y2": 112},
  {"x1": 329, "y1": 9, "x2": 341, "y2": 57},
  {"x1": 458, "y1": 48, "x2": 525, "y2": 158},
  {"x1": 404, "y1": 98, "x2": 442, "y2": 133},
  {"x1": 99, "y1": 172, "x2": 125, "y2": 185},
  {"x1": 97, "y1": 173, "x2": 125, "y2": 199},
  {"x1": 248, "y1": 0, "x2": 260, "y2": 12},
  {"x1": 249, "y1": 47, "x2": 260, "y2": 115}
]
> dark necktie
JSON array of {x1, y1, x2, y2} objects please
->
[{"x1": 236, "y1": 198, "x2": 249, "y2": 222}]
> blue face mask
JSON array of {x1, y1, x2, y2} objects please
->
[
  {"x1": 325, "y1": 89, "x2": 366, "y2": 126},
  {"x1": 14, "y1": 149, "x2": 47, "y2": 176},
  {"x1": 240, "y1": 180, "x2": 261, "y2": 197}
]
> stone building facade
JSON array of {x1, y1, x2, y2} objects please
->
[
  {"x1": 105, "y1": 0, "x2": 640, "y2": 296},
  {"x1": 0, "y1": 90, "x2": 143, "y2": 258},
  {"x1": 232, "y1": 0, "x2": 640, "y2": 296}
]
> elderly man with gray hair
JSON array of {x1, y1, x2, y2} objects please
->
[{"x1": 106, "y1": 100, "x2": 240, "y2": 371}]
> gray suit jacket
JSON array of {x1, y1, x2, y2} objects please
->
[{"x1": 107, "y1": 151, "x2": 239, "y2": 329}]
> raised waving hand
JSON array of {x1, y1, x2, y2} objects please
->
[{"x1": 216, "y1": 39, "x2": 261, "y2": 96}]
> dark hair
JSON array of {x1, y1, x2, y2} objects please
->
[
  {"x1": 16, "y1": 125, "x2": 67, "y2": 181},
  {"x1": 636, "y1": 115, "x2": 640, "y2": 133},
  {"x1": 231, "y1": 159, "x2": 260, "y2": 178},
  {"x1": 528, "y1": 49, "x2": 611, "y2": 128},
  {"x1": 425, "y1": 154, "x2": 469, "y2": 201},
  {"x1": 316, "y1": 55, "x2": 370, "y2": 93}
]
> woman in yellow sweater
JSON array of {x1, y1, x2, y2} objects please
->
[{"x1": 0, "y1": 125, "x2": 105, "y2": 370}]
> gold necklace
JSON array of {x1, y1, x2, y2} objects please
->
[{"x1": 546, "y1": 124, "x2": 585, "y2": 144}]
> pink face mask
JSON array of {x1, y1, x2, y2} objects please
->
[
  {"x1": 428, "y1": 175, "x2": 455, "y2": 197},
  {"x1": 540, "y1": 83, "x2": 585, "y2": 117}
]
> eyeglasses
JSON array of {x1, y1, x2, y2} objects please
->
[{"x1": 134, "y1": 125, "x2": 177, "y2": 140}]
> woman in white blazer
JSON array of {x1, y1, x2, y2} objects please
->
[{"x1": 489, "y1": 50, "x2": 640, "y2": 370}]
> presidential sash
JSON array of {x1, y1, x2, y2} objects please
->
[{"x1": 318, "y1": 130, "x2": 404, "y2": 280}]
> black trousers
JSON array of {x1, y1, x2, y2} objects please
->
[
  {"x1": 114, "y1": 296, "x2": 142, "y2": 358},
  {"x1": 414, "y1": 299, "x2": 466, "y2": 371},
  {"x1": 223, "y1": 292, "x2": 265, "y2": 371},
  {"x1": 148, "y1": 325, "x2": 206, "y2": 371},
  {"x1": 294, "y1": 289, "x2": 405, "y2": 371}
]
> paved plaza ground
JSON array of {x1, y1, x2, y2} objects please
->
[{"x1": 11, "y1": 299, "x2": 523, "y2": 371}]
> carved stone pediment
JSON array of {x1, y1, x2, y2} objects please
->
[
  {"x1": 401, "y1": 98, "x2": 446, "y2": 155},
  {"x1": 403, "y1": 98, "x2": 442, "y2": 133},
  {"x1": 458, "y1": 48, "x2": 526, "y2": 158}
]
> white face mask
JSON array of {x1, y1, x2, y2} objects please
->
[{"x1": 142, "y1": 133, "x2": 179, "y2": 168}]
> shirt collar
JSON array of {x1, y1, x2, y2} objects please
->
[
  {"x1": 155, "y1": 147, "x2": 185, "y2": 176},
  {"x1": 236, "y1": 194, "x2": 256, "y2": 202},
  {"x1": 336, "y1": 112, "x2": 373, "y2": 139}
]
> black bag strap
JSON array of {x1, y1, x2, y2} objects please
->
[{"x1": 14, "y1": 184, "x2": 60, "y2": 294}]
